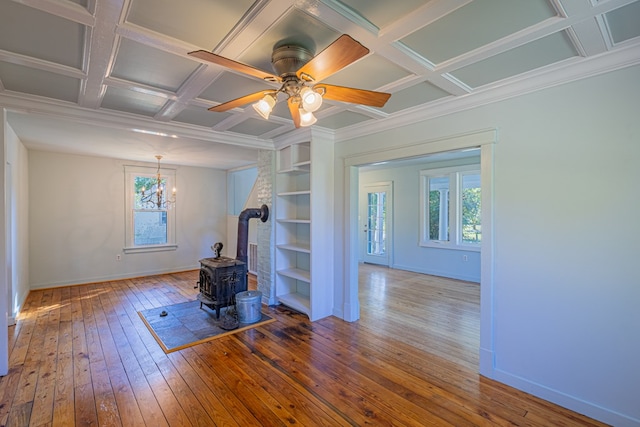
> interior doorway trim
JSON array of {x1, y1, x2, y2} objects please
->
[{"x1": 342, "y1": 128, "x2": 496, "y2": 377}]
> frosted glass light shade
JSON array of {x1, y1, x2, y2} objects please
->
[
  {"x1": 299, "y1": 108, "x2": 317, "y2": 126},
  {"x1": 253, "y1": 94, "x2": 276, "y2": 119},
  {"x1": 300, "y1": 87, "x2": 322, "y2": 112}
]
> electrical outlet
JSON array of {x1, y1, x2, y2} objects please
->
[{"x1": 116, "y1": 254, "x2": 122, "y2": 261}]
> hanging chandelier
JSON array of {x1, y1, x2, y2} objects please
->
[{"x1": 139, "y1": 155, "x2": 176, "y2": 209}]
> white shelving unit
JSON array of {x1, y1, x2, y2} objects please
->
[{"x1": 274, "y1": 140, "x2": 333, "y2": 321}]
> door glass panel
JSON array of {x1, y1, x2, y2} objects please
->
[{"x1": 367, "y1": 191, "x2": 386, "y2": 256}]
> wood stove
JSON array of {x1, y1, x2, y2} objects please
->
[
  {"x1": 196, "y1": 205, "x2": 269, "y2": 320},
  {"x1": 197, "y1": 257, "x2": 246, "y2": 319}
]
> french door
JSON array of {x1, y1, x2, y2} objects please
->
[{"x1": 360, "y1": 182, "x2": 392, "y2": 266}]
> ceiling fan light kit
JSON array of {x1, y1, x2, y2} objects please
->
[
  {"x1": 300, "y1": 86, "x2": 323, "y2": 112},
  {"x1": 252, "y1": 92, "x2": 277, "y2": 119},
  {"x1": 189, "y1": 34, "x2": 391, "y2": 128},
  {"x1": 299, "y1": 108, "x2": 318, "y2": 126}
]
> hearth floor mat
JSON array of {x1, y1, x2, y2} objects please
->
[{"x1": 138, "y1": 300, "x2": 275, "y2": 353}]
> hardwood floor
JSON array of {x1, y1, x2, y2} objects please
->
[{"x1": 0, "y1": 265, "x2": 607, "y2": 426}]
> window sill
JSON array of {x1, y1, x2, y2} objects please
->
[
  {"x1": 123, "y1": 244, "x2": 178, "y2": 254},
  {"x1": 419, "y1": 241, "x2": 481, "y2": 252}
]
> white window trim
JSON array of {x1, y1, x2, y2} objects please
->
[
  {"x1": 419, "y1": 164, "x2": 480, "y2": 252},
  {"x1": 123, "y1": 164, "x2": 177, "y2": 254}
]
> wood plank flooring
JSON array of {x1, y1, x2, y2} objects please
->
[{"x1": 0, "y1": 264, "x2": 608, "y2": 426}]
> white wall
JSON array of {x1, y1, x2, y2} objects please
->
[
  {"x1": 1, "y1": 108, "x2": 8, "y2": 375},
  {"x1": 334, "y1": 64, "x2": 640, "y2": 426},
  {"x1": 359, "y1": 157, "x2": 481, "y2": 282},
  {"x1": 28, "y1": 151, "x2": 227, "y2": 288},
  {"x1": 4, "y1": 124, "x2": 29, "y2": 322}
]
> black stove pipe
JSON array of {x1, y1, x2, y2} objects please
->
[{"x1": 236, "y1": 204, "x2": 269, "y2": 264}]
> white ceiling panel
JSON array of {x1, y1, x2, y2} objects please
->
[
  {"x1": 605, "y1": 1, "x2": 640, "y2": 44},
  {"x1": 0, "y1": 62, "x2": 80, "y2": 102},
  {"x1": 381, "y1": 81, "x2": 450, "y2": 114},
  {"x1": 0, "y1": 0, "x2": 85, "y2": 69},
  {"x1": 317, "y1": 110, "x2": 372, "y2": 129},
  {"x1": 102, "y1": 86, "x2": 167, "y2": 117},
  {"x1": 127, "y1": 0, "x2": 256, "y2": 49},
  {"x1": 112, "y1": 39, "x2": 200, "y2": 91},
  {"x1": 323, "y1": 54, "x2": 411, "y2": 90},
  {"x1": 228, "y1": 117, "x2": 284, "y2": 136},
  {"x1": 199, "y1": 72, "x2": 275, "y2": 103},
  {"x1": 1, "y1": 0, "x2": 638, "y2": 169},
  {"x1": 334, "y1": 0, "x2": 433, "y2": 29},
  {"x1": 450, "y1": 30, "x2": 579, "y2": 88},
  {"x1": 173, "y1": 105, "x2": 231, "y2": 128},
  {"x1": 400, "y1": 0, "x2": 558, "y2": 64}
]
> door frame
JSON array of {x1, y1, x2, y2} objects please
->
[
  {"x1": 342, "y1": 128, "x2": 496, "y2": 378},
  {"x1": 360, "y1": 181, "x2": 393, "y2": 266}
]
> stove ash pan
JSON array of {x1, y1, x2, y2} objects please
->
[{"x1": 197, "y1": 257, "x2": 247, "y2": 319}]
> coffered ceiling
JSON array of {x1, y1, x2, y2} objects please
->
[{"x1": 1, "y1": 0, "x2": 639, "y2": 168}]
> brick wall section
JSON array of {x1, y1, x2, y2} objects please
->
[{"x1": 256, "y1": 149, "x2": 275, "y2": 304}]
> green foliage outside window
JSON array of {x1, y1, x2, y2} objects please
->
[
  {"x1": 134, "y1": 176, "x2": 166, "y2": 210},
  {"x1": 462, "y1": 187, "x2": 481, "y2": 243}
]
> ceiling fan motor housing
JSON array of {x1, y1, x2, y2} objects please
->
[{"x1": 271, "y1": 45, "x2": 313, "y2": 78}]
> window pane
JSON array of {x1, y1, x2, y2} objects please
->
[
  {"x1": 429, "y1": 177, "x2": 449, "y2": 241},
  {"x1": 134, "y1": 211, "x2": 167, "y2": 245},
  {"x1": 135, "y1": 176, "x2": 167, "y2": 210},
  {"x1": 462, "y1": 173, "x2": 481, "y2": 244}
]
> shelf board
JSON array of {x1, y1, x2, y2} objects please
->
[
  {"x1": 276, "y1": 243, "x2": 311, "y2": 253},
  {"x1": 293, "y1": 160, "x2": 311, "y2": 168},
  {"x1": 277, "y1": 190, "x2": 311, "y2": 196},
  {"x1": 277, "y1": 268, "x2": 311, "y2": 283},
  {"x1": 277, "y1": 292, "x2": 310, "y2": 315},
  {"x1": 277, "y1": 219, "x2": 310, "y2": 224},
  {"x1": 277, "y1": 166, "x2": 309, "y2": 175}
]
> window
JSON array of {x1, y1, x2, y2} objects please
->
[
  {"x1": 420, "y1": 165, "x2": 481, "y2": 250},
  {"x1": 124, "y1": 165, "x2": 177, "y2": 253}
]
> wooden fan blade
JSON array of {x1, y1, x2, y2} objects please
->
[
  {"x1": 297, "y1": 34, "x2": 369, "y2": 83},
  {"x1": 288, "y1": 98, "x2": 301, "y2": 128},
  {"x1": 317, "y1": 84, "x2": 391, "y2": 107},
  {"x1": 188, "y1": 50, "x2": 280, "y2": 82},
  {"x1": 208, "y1": 91, "x2": 276, "y2": 112}
]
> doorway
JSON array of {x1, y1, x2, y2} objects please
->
[{"x1": 342, "y1": 129, "x2": 496, "y2": 377}]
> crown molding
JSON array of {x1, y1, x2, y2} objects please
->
[
  {"x1": 0, "y1": 91, "x2": 274, "y2": 150},
  {"x1": 271, "y1": 124, "x2": 336, "y2": 149},
  {"x1": 336, "y1": 40, "x2": 640, "y2": 143}
]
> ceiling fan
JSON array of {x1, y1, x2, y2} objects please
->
[{"x1": 188, "y1": 34, "x2": 391, "y2": 128}]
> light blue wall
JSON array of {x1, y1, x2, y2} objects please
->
[
  {"x1": 227, "y1": 167, "x2": 257, "y2": 215},
  {"x1": 359, "y1": 157, "x2": 481, "y2": 282},
  {"x1": 335, "y1": 64, "x2": 640, "y2": 426}
]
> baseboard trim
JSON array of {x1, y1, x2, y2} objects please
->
[
  {"x1": 493, "y1": 368, "x2": 639, "y2": 427},
  {"x1": 29, "y1": 266, "x2": 200, "y2": 290},
  {"x1": 391, "y1": 263, "x2": 480, "y2": 283}
]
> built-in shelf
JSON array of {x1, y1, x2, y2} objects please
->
[
  {"x1": 277, "y1": 268, "x2": 311, "y2": 283},
  {"x1": 276, "y1": 219, "x2": 310, "y2": 224},
  {"x1": 274, "y1": 140, "x2": 333, "y2": 321},
  {"x1": 276, "y1": 243, "x2": 311, "y2": 253},
  {"x1": 277, "y1": 292, "x2": 311, "y2": 315},
  {"x1": 277, "y1": 190, "x2": 311, "y2": 197},
  {"x1": 277, "y1": 166, "x2": 309, "y2": 174}
]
